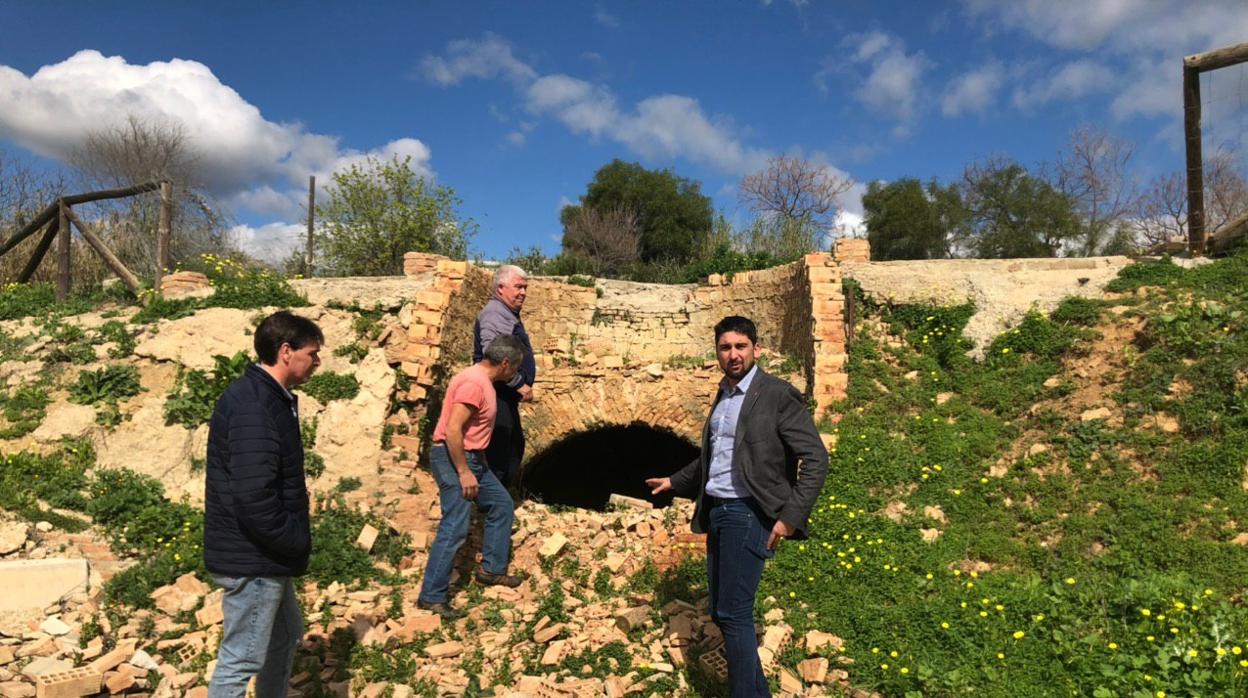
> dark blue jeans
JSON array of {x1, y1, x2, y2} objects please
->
[
  {"x1": 418, "y1": 445, "x2": 514, "y2": 604},
  {"x1": 707, "y1": 497, "x2": 774, "y2": 698}
]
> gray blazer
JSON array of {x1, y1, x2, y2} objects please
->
[{"x1": 669, "y1": 368, "x2": 829, "y2": 538}]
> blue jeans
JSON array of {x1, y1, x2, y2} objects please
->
[
  {"x1": 707, "y1": 497, "x2": 774, "y2": 698},
  {"x1": 418, "y1": 445, "x2": 515, "y2": 604},
  {"x1": 207, "y1": 575, "x2": 302, "y2": 698}
]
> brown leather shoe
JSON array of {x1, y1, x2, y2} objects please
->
[
  {"x1": 416, "y1": 599, "x2": 457, "y2": 620},
  {"x1": 475, "y1": 568, "x2": 524, "y2": 588}
]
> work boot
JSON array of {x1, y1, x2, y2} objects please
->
[
  {"x1": 416, "y1": 599, "x2": 457, "y2": 620},
  {"x1": 475, "y1": 568, "x2": 524, "y2": 588}
]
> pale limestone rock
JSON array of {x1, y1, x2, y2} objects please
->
[
  {"x1": 133, "y1": 308, "x2": 256, "y2": 370},
  {"x1": 95, "y1": 396, "x2": 200, "y2": 503},
  {"x1": 30, "y1": 403, "x2": 96, "y2": 443},
  {"x1": 0, "y1": 522, "x2": 27, "y2": 556}
]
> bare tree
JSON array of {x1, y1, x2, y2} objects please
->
[
  {"x1": 561, "y1": 206, "x2": 642, "y2": 276},
  {"x1": 1049, "y1": 125, "x2": 1139, "y2": 256},
  {"x1": 738, "y1": 155, "x2": 855, "y2": 231},
  {"x1": 1132, "y1": 149, "x2": 1248, "y2": 248},
  {"x1": 67, "y1": 113, "x2": 230, "y2": 278},
  {"x1": 0, "y1": 149, "x2": 67, "y2": 282}
]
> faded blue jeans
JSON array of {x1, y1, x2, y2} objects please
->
[
  {"x1": 418, "y1": 444, "x2": 515, "y2": 604},
  {"x1": 207, "y1": 575, "x2": 302, "y2": 698},
  {"x1": 707, "y1": 496, "x2": 774, "y2": 698}
]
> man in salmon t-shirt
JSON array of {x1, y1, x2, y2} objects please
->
[{"x1": 417, "y1": 335, "x2": 527, "y2": 619}]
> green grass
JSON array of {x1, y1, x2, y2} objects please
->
[{"x1": 753, "y1": 251, "x2": 1248, "y2": 697}]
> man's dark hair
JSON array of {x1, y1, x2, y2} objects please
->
[
  {"x1": 483, "y1": 335, "x2": 524, "y2": 366},
  {"x1": 254, "y1": 311, "x2": 324, "y2": 365},
  {"x1": 714, "y1": 315, "x2": 758, "y2": 345}
]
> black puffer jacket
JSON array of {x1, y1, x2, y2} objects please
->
[{"x1": 204, "y1": 364, "x2": 310, "y2": 577}]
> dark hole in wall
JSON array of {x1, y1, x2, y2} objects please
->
[{"x1": 521, "y1": 424, "x2": 698, "y2": 511}]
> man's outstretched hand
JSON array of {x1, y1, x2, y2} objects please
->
[{"x1": 645, "y1": 477, "x2": 672, "y2": 496}]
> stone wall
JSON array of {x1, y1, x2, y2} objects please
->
[{"x1": 385, "y1": 252, "x2": 850, "y2": 467}]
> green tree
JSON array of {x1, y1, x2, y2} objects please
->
[
  {"x1": 315, "y1": 155, "x2": 472, "y2": 276},
  {"x1": 561, "y1": 160, "x2": 712, "y2": 264},
  {"x1": 960, "y1": 159, "x2": 1081, "y2": 258},
  {"x1": 863, "y1": 178, "x2": 965, "y2": 261}
]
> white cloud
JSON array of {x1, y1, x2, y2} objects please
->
[
  {"x1": 1011, "y1": 59, "x2": 1116, "y2": 110},
  {"x1": 941, "y1": 61, "x2": 1004, "y2": 116},
  {"x1": 0, "y1": 50, "x2": 435, "y2": 225},
  {"x1": 228, "y1": 222, "x2": 306, "y2": 264},
  {"x1": 593, "y1": 7, "x2": 620, "y2": 28},
  {"x1": 836, "y1": 32, "x2": 933, "y2": 126},
  {"x1": 964, "y1": 0, "x2": 1248, "y2": 128},
  {"x1": 426, "y1": 34, "x2": 776, "y2": 175},
  {"x1": 417, "y1": 33, "x2": 536, "y2": 86}
]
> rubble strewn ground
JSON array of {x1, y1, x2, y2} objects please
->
[{"x1": 0, "y1": 466, "x2": 873, "y2": 698}]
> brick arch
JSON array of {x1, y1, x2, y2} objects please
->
[{"x1": 518, "y1": 366, "x2": 716, "y2": 462}]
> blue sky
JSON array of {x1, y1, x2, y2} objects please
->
[{"x1": 2, "y1": 1, "x2": 1246, "y2": 263}]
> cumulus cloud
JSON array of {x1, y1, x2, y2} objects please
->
[
  {"x1": 227, "y1": 222, "x2": 307, "y2": 265},
  {"x1": 941, "y1": 61, "x2": 1004, "y2": 116},
  {"x1": 0, "y1": 50, "x2": 435, "y2": 261},
  {"x1": 426, "y1": 34, "x2": 774, "y2": 175},
  {"x1": 834, "y1": 32, "x2": 933, "y2": 128},
  {"x1": 1011, "y1": 59, "x2": 1116, "y2": 110},
  {"x1": 964, "y1": 0, "x2": 1248, "y2": 124},
  {"x1": 417, "y1": 33, "x2": 536, "y2": 86}
]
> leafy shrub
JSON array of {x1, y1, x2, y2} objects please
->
[
  {"x1": 91, "y1": 468, "x2": 205, "y2": 608},
  {"x1": 299, "y1": 372, "x2": 360, "y2": 402},
  {"x1": 131, "y1": 296, "x2": 198, "y2": 324},
  {"x1": 0, "y1": 282, "x2": 58, "y2": 320},
  {"x1": 301, "y1": 418, "x2": 325, "y2": 479},
  {"x1": 164, "y1": 352, "x2": 251, "y2": 426},
  {"x1": 565, "y1": 274, "x2": 596, "y2": 288},
  {"x1": 98, "y1": 320, "x2": 137, "y2": 358},
  {"x1": 1049, "y1": 296, "x2": 1105, "y2": 327},
  {"x1": 0, "y1": 384, "x2": 51, "y2": 439},
  {"x1": 204, "y1": 254, "x2": 307, "y2": 309},
  {"x1": 306, "y1": 499, "x2": 411, "y2": 586},
  {"x1": 69, "y1": 365, "x2": 142, "y2": 405},
  {"x1": 0, "y1": 440, "x2": 92, "y2": 525},
  {"x1": 1105, "y1": 256, "x2": 1186, "y2": 292}
]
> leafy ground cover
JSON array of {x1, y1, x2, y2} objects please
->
[{"x1": 761, "y1": 252, "x2": 1248, "y2": 697}]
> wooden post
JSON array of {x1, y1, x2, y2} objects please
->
[
  {"x1": 156, "y1": 181, "x2": 173, "y2": 295},
  {"x1": 56, "y1": 201, "x2": 70, "y2": 302},
  {"x1": 17, "y1": 219, "x2": 59, "y2": 283},
  {"x1": 62, "y1": 206, "x2": 143, "y2": 295},
  {"x1": 1183, "y1": 66, "x2": 1205, "y2": 256},
  {"x1": 305, "y1": 175, "x2": 315, "y2": 275}
]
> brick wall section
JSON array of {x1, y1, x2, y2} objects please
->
[
  {"x1": 385, "y1": 250, "x2": 851, "y2": 466},
  {"x1": 805, "y1": 253, "x2": 848, "y2": 420}
]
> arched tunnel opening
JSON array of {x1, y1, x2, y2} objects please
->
[{"x1": 521, "y1": 424, "x2": 699, "y2": 511}]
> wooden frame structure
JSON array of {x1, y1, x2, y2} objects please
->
[
  {"x1": 0, "y1": 181, "x2": 172, "y2": 300},
  {"x1": 1183, "y1": 41, "x2": 1248, "y2": 256}
]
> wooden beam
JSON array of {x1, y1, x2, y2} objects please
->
[
  {"x1": 156, "y1": 181, "x2": 172, "y2": 295},
  {"x1": 62, "y1": 206, "x2": 142, "y2": 294},
  {"x1": 1183, "y1": 66, "x2": 1205, "y2": 256},
  {"x1": 56, "y1": 202, "x2": 70, "y2": 301},
  {"x1": 17, "y1": 219, "x2": 59, "y2": 283},
  {"x1": 0, "y1": 181, "x2": 162, "y2": 259},
  {"x1": 1184, "y1": 41, "x2": 1248, "y2": 72}
]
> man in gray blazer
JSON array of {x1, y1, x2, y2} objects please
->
[{"x1": 647, "y1": 315, "x2": 828, "y2": 698}]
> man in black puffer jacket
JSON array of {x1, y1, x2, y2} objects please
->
[{"x1": 205, "y1": 311, "x2": 322, "y2": 698}]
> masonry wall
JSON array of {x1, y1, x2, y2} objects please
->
[{"x1": 388, "y1": 250, "x2": 850, "y2": 467}]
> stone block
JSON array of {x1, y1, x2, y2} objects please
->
[
  {"x1": 798, "y1": 657, "x2": 829, "y2": 684},
  {"x1": 355, "y1": 525, "x2": 379, "y2": 552},
  {"x1": 34, "y1": 667, "x2": 101, "y2": 698},
  {"x1": 0, "y1": 559, "x2": 88, "y2": 612},
  {"x1": 538, "y1": 533, "x2": 568, "y2": 558},
  {"x1": 423, "y1": 641, "x2": 462, "y2": 659}
]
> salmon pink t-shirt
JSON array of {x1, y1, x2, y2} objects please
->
[{"x1": 432, "y1": 364, "x2": 497, "y2": 450}]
